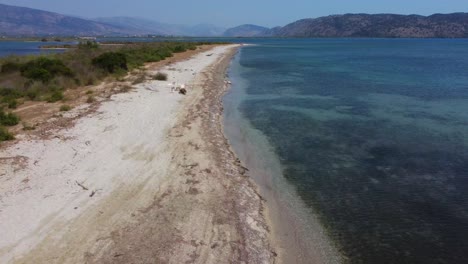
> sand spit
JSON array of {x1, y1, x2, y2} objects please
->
[{"x1": 0, "y1": 45, "x2": 275, "y2": 263}]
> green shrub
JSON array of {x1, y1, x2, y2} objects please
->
[
  {"x1": 156, "y1": 48, "x2": 173, "y2": 58},
  {"x1": 0, "y1": 88, "x2": 22, "y2": 108},
  {"x1": 59, "y1": 105, "x2": 72, "y2": 111},
  {"x1": 0, "y1": 42, "x2": 207, "y2": 106},
  {"x1": 24, "y1": 68, "x2": 51, "y2": 83},
  {"x1": 0, "y1": 87, "x2": 23, "y2": 98},
  {"x1": 153, "y1": 72, "x2": 168, "y2": 81},
  {"x1": 173, "y1": 45, "x2": 186, "y2": 53},
  {"x1": 92, "y1": 52, "x2": 128, "y2": 73},
  {"x1": 20, "y1": 57, "x2": 73, "y2": 83},
  {"x1": 0, "y1": 110, "x2": 20, "y2": 126},
  {"x1": 85, "y1": 90, "x2": 93, "y2": 95},
  {"x1": 47, "y1": 90, "x2": 64, "y2": 103},
  {"x1": 7, "y1": 98, "x2": 18, "y2": 109},
  {"x1": 0, "y1": 126, "x2": 14, "y2": 141},
  {"x1": 1, "y1": 61, "x2": 21, "y2": 73},
  {"x1": 78, "y1": 41, "x2": 99, "y2": 49},
  {"x1": 25, "y1": 88, "x2": 40, "y2": 100}
]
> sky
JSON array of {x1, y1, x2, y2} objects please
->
[{"x1": 1, "y1": 0, "x2": 467, "y2": 28}]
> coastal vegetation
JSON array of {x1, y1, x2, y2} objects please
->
[
  {"x1": 0, "y1": 109, "x2": 19, "y2": 126},
  {"x1": 0, "y1": 126, "x2": 14, "y2": 141},
  {"x1": 59, "y1": 104, "x2": 72, "y2": 112},
  {"x1": 0, "y1": 108, "x2": 19, "y2": 141},
  {"x1": 153, "y1": 72, "x2": 168, "y2": 81},
  {"x1": 0, "y1": 41, "x2": 204, "y2": 140}
]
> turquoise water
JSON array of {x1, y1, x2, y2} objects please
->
[{"x1": 224, "y1": 39, "x2": 468, "y2": 264}]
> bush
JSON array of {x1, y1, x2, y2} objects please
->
[
  {"x1": 20, "y1": 57, "x2": 73, "y2": 83},
  {"x1": 78, "y1": 41, "x2": 99, "y2": 49},
  {"x1": 0, "y1": 87, "x2": 23, "y2": 98},
  {"x1": 85, "y1": 90, "x2": 93, "y2": 95},
  {"x1": 153, "y1": 72, "x2": 168, "y2": 81},
  {"x1": 47, "y1": 90, "x2": 64, "y2": 103},
  {"x1": 0, "y1": 88, "x2": 22, "y2": 108},
  {"x1": 172, "y1": 45, "x2": 186, "y2": 53},
  {"x1": 0, "y1": 110, "x2": 20, "y2": 126},
  {"x1": 0, "y1": 126, "x2": 14, "y2": 141},
  {"x1": 0, "y1": 42, "x2": 207, "y2": 106},
  {"x1": 92, "y1": 52, "x2": 128, "y2": 73},
  {"x1": 7, "y1": 99, "x2": 18, "y2": 109},
  {"x1": 25, "y1": 88, "x2": 40, "y2": 100},
  {"x1": 1, "y1": 61, "x2": 21, "y2": 73},
  {"x1": 155, "y1": 48, "x2": 172, "y2": 58},
  {"x1": 60, "y1": 105, "x2": 72, "y2": 111}
]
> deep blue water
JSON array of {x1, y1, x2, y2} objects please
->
[
  {"x1": 225, "y1": 39, "x2": 468, "y2": 264},
  {"x1": 0, "y1": 41, "x2": 71, "y2": 57}
]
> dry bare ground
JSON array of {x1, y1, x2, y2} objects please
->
[{"x1": 0, "y1": 45, "x2": 276, "y2": 263}]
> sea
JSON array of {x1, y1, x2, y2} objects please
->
[
  {"x1": 223, "y1": 39, "x2": 468, "y2": 264},
  {"x1": 0, "y1": 41, "x2": 72, "y2": 57}
]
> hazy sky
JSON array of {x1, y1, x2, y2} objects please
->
[{"x1": 1, "y1": 0, "x2": 467, "y2": 27}]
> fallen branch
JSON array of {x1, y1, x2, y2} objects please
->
[
  {"x1": 76, "y1": 181, "x2": 89, "y2": 191},
  {"x1": 90, "y1": 188, "x2": 102, "y2": 197},
  {"x1": 182, "y1": 163, "x2": 199, "y2": 169}
]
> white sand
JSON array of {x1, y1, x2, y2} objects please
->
[{"x1": 0, "y1": 45, "x2": 240, "y2": 263}]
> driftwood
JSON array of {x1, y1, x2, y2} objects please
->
[{"x1": 76, "y1": 181, "x2": 89, "y2": 191}]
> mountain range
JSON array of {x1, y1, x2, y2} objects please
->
[
  {"x1": 0, "y1": 3, "x2": 129, "y2": 36},
  {"x1": 273, "y1": 13, "x2": 468, "y2": 38},
  {"x1": 1, "y1": 3, "x2": 468, "y2": 38},
  {"x1": 223, "y1": 24, "x2": 271, "y2": 37},
  {"x1": 0, "y1": 3, "x2": 224, "y2": 36},
  {"x1": 93, "y1": 17, "x2": 225, "y2": 37}
]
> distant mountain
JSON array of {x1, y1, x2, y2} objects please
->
[
  {"x1": 3, "y1": 3, "x2": 468, "y2": 38},
  {"x1": 93, "y1": 17, "x2": 185, "y2": 36},
  {"x1": 223, "y1": 24, "x2": 271, "y2": 37},
  {"x1": 187, "y1": 24, "x2": 225, "y2": 37},
  {"x1": 96, "y1": 17, "x2": 225, "y2": 37},
  {"x1": 0, "y1": 3, "x2": 224, "y2": 37},
  {"x1": 0, "y1": 3, "x2": 132, "y2": 36},
  {"x1": 92, "y1": 17, "x2": 174, "y2": 35},
  {"x1": 275, "y1": 13, "x2": 468, "y2": 38}
]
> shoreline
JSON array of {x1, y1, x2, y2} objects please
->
[
  {"x1": 223, "y1": 48, "x2": 343, "y2": 264},
  {"x1": 0, "y1": 45, "x2": 275, "y2": 263}
]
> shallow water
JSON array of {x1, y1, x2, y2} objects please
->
[{"x1": 223, "y1": 39, "x2": 468, "y2": 264}]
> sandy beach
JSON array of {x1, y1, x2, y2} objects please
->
[{"x1": 0, "y1": 45, "x2": 275, "y2": 263}]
